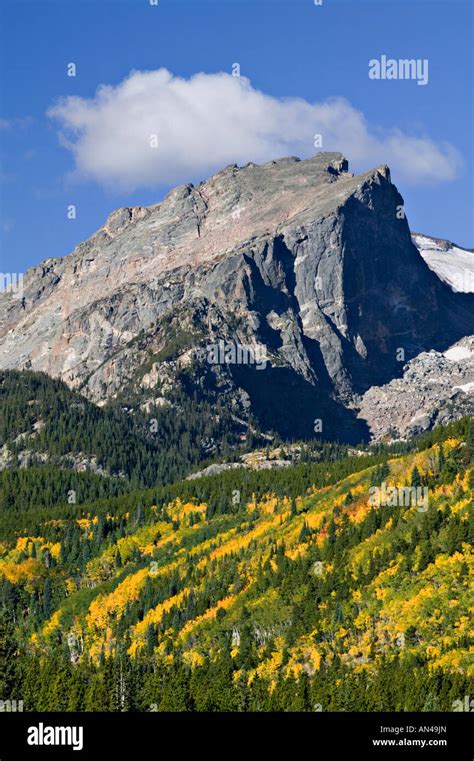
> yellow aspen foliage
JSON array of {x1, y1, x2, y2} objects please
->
[
  {"x1": 285, "y1": 544, "x2": 309, "y2": 560},
  {"x1": 305, "y1": 512, "x2": 325, "y2": 531},
  {"x1": 41, "y1": 610, "x2": 63, "y2": 639},
  {"x1": 0, "y1": 558, "x2": 44, "y2": 585},
  {"x1": 444, "y1": 438, "x2": 460, "y2": 451},
  {"x1": 348, "y1": 500, "x2": 372, "y2": 525},
  {"x1": 285, "y1": 641, "x2": 321, "y2": 678},
  {"x1": 432, "y1": 649, "x2": 474, "y2": 676},
  {"x1": 50, "y1": 543, "x2": 61, "y2": 560},
  {"x1": 87, "y1": 568, "x2": 149, "y2": 630},
  {"x1": 426, "y1": 645, "x2": 441, "y2": 659},
  {"x1": 252, "y1": 646, "x2": 285, "y2": 692},
  {"x1": 16, "y1": 537, "x2": 35, "y2": 553},
  {"x1": 453, "y1": 615, "x2": 470, "y2": 633},
  {"x1": 460, "y1": 468, "x2": 472, "y2": 490},
  {"x1": 256, "y1": 496, "x2": 279, "y2": 514},
  {"x1": 128, "y1": 589, "x2": 188, "y2": 654},
  {"x1": 201, "y1": 514, "x2": 283, "y2": 565},
  {"x1": 189, "y1": 528, "x2": 238, "y2": 558},
  {"x1": 65, "y1": 578, "x2": 77, "y2": 596},
  {"x1": 166, "y1": 499, "x2": 207, "y2": 523},
  {"x1": 450, "y1": 498, "x2": 471, "y2": 515},
  {"x1": 182, "y1": 650, "x2": 205, "y2": 668},
  {"x1": 179, "y1": 592, "x2": 241, "y2": 641},
  {"x1": 76, "y1": 518, "x2": 93, "y2": 531}
]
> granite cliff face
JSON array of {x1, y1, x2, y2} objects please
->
[{"x1": 1, "y1": 153, "x2": 473, "y2": 441}]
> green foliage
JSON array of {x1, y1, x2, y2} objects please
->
[
  {"x1": 0, "y1": 370, "x2": 246, "y2": 488},
  {"x1": 1, "y1": 369, "x2": 472, "y2": 713}
]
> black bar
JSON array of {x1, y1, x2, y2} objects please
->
[{"x1": 0, "y1": 712, "x2": 472, "y2": 760}]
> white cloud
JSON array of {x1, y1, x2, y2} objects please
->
[{"x1": 47, "y1": 68, "x2": 462, "y2": 191}]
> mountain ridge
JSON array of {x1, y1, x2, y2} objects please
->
[{"x1": 1, "y1": 152, "x2": 473, "y2": 443}]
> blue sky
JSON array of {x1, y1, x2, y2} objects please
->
[{"x1": 1, "y1": 0, "x2": 473, "y2": 276}]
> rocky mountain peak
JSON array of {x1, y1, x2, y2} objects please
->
[{"x1": 0, "y1": 153, "x2": 472, "y2": 442}]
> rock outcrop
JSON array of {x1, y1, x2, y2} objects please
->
[
  {"x1": 357, "y1": 336, "x2": 474, "y2": 441},
  {"x1": 1, "y1": 153, "x2": 473, "y2": 442}
]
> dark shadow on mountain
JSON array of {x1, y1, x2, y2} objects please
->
[
  {"x1": 340, "y1": 194, "x2": 474, "y2": 393},
  {"x1": 230, "y1": 363, "x2": 370, "y2": 444}
]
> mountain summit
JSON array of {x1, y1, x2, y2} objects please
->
[{"x1": 1, "y1": 153, "x2": 473, "y2": 441}]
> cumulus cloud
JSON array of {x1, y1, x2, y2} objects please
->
[{"x1": 48, "y1": 69, "x2": 461, "y2": 190}]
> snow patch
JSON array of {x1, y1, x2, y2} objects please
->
[
  {"x1": 453, "y1": 381, "x2": 474, "y2": 393},
  {"x1": 443, "y1": 346, "x2": 473, "y2": 362},
  {"x1": 412, "y1": 233, "x2": 474, "y2": 293}
]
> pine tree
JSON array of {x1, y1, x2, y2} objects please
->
[
  {"x1": 411, "y1": 465, "x2": 422, "y2": 488},
  {"x1": 42, "y1": 577, "x2": 52, "y2": 618},
  {"x1": 146, "y1": 624, "x2": 157, "y2": 656},
  {"x1": 465, "y1": 419, "x2": 474, "y2": 462},
  {"x1": 438, "y1": 443, "x2": 445, "y2": 473},
  {"x1": 298, "y1": 521, "x2": 311, "y2": 542}
]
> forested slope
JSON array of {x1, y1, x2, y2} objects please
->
[{"x1": 0, "y1": 419, "x2": 472, "y2": 711}]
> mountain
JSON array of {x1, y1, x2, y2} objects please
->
[
  {"x1": 1, "y1": 153, "x2": 473, "y2": 443},
  {"x1": 412, "y1": 233, "x2": 474, "y2": 293},
  {"x1": 1, "y1": 416, "x2": 472, "y2": 711},
  {"x1": 357, "y1": 337, "x2": 474, "y2": 442}
]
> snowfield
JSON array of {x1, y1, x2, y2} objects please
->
[
  {"x1": 412, "y1": 233, "x2": 474, "y2": 293},
  {"x1": 453, "y1": 381, "x2": 474, "y2": 393},
  {"x1": 444, "y1": 345, "x2": 474, "y2": 362}
]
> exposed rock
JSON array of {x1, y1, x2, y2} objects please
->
[
  {"x1": 0, "y1": 445, "x2": 117, "y2": 476},
  {"x1": 187, "y1": 462, "x2": 244, "y2": 480},
  {"x1": 1, "y1": 153, "x2": 473, "y2": 442},
  {"x1": 357, "y1": 336, "x2": 474, "y2": 441}
]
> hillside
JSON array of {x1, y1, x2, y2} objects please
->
[
  {"x1": 0, "y1": 369, "x2": 249, "y2": 488},
  {"x1": 1, "y1": 417, "x2": 472, "y2": 712}
]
